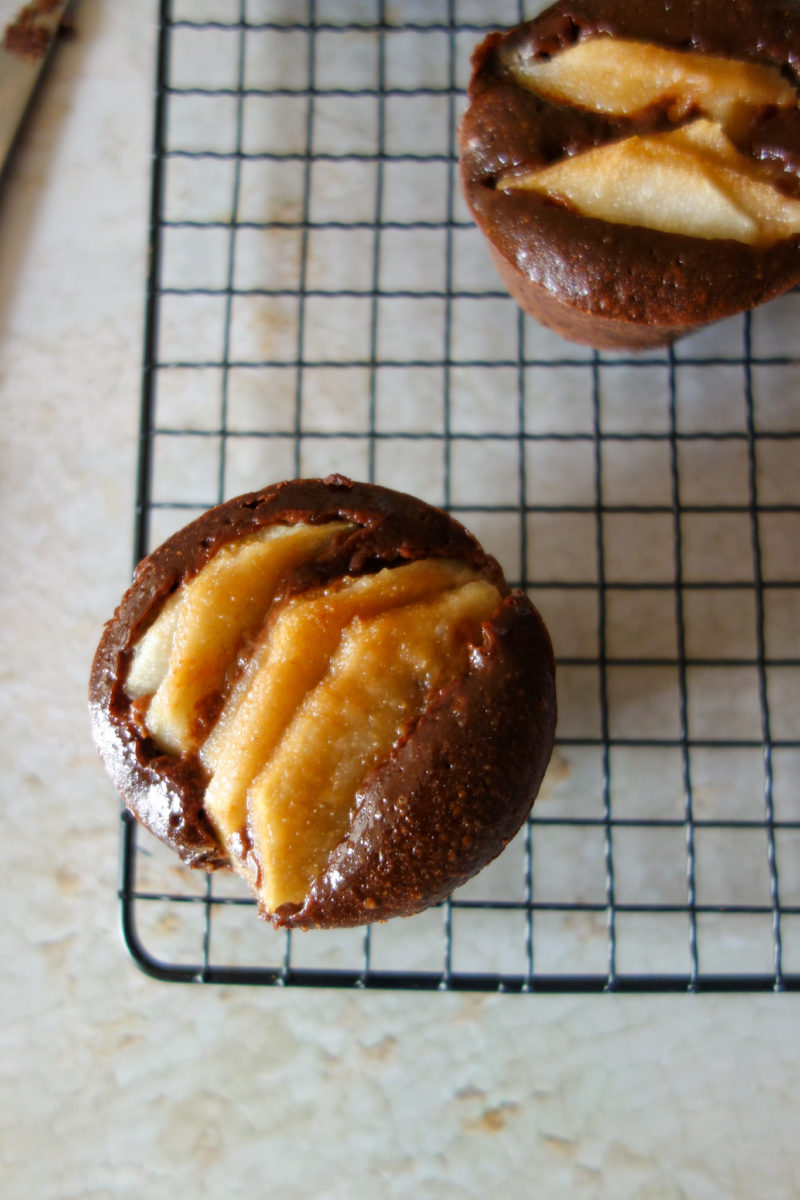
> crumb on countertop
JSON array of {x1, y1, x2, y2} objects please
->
[{"x1": 3, "y1": 0, "x2": 64, "y2": 63}]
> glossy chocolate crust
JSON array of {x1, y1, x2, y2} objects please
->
[
  {"x1": 459, "y1": 0, "x2": 800, "y2": 349},
  {"x1": 89, "y1": 476, "x2": 557, "y2": 926}
]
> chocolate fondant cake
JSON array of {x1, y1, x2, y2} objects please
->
[
  {"x1": 90, "y1": 476, "x2": 557, "y2": 929},
  {"x1": 459, "y1": 0, "x2": 800, "y2": 350}
]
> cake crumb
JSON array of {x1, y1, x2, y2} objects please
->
[{"x1": 3, "y1": 0, "x2": 63, "y2": 62}]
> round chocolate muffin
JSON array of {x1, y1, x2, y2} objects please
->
[
  {"x1": 459, "y1": 0, "x2": 800, "y2": 350},
  {"x1": 90, "y1": 476, "x2": 557, "y2": 929}
]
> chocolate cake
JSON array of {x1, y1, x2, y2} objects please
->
[
  {"x1": 459, "y1": 0, "x2": 800, "y2": 350},
  {"x1": 90, "y1": 476, "x2": 557, "y2": 929}
]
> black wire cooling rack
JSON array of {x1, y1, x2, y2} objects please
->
[{"x1": 119, "y1": 0, "x2": 800, "y2": 991}]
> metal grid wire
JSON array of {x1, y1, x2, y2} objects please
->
[{"x1": 120, "y1": 0, "x2": 800, "y2": 991}]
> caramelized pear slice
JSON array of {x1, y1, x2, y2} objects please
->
[
  {"x1": 499, "y1": 119, "x2": 800, "y2": 245},
  {"x1": 246, "y1": 578, "x2": 502, "y2": 912},
  {"x1": 126, "y1": 590, "x2": 183, "y2": 699},
  {"x1": 506, "y1": 36, "x2": 797, "y2": 135},
  {"x1": 131, "y1": 521, "x2": 350, "y2": 754},
  {"x1": 201, "y1": 557, "x2": 481, "y2": 864}
]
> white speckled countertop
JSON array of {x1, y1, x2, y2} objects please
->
[{"x1": 2, "y1": 2, "x2": 799, "y2": 1196}]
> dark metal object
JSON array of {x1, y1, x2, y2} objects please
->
[
  {"x1": 121, "y1": 0, "x2": 800, "y2": 992},
  {"x1": 0, "y1": 0, "x2": 69, "y2": 174}
]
